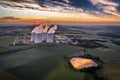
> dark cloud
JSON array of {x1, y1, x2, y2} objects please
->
[
  {"x1": 0, "y1": 1, "x2": 23, "y2": 9},
  {"x1": 0, "y1": 1, "x2": 12, "y2": 6},
  {"x1": 0, "y1": 16, "x2": 20, "y2": 19},
  {"x1": 1, "y1": 0, "x2": 35, "y2": 3},
  {"x1": 0, "y1": 0, "x2": 47, "y2": 10},
  {"x1": 0, "y1": 0, "x2": 120, "y2": 16}
]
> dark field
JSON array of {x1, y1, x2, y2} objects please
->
[{"x1": 0, "y1": 25, "x2": 120, "y2": 80}]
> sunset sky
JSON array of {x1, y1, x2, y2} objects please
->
[{"x1": 0, "y1": 0, "x2": 120, "y2": 24}]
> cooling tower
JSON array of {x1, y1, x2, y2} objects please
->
[
  {"x1": 30, "y1": 28, "x2": 36, "y2": 42},
  {"x1": 46, "y1": 33, "x2": 54, "y2": 43},
  {"x1": 35, "y1": 34, "x2": 42, "y2": 43},
  {"x1": 47, "y1": 25, "x2": 57, "y2": 43},
  {"x1": 34, "y1": 25, "x2": 43, "y2": 43},
  {"x1": 42, "y1": 24, "x2": 50, "y2": 42},
  {"x1": 31, "y1": 24, "x2": 57, "y2": 44}
]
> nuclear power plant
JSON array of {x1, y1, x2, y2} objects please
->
[{"x1": 30, "y1": 24, "x2": 58, "y2": 44}]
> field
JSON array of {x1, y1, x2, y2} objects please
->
[
  {"x1": 0, "y1": 36, "x2": 15, "y2": 46},
  {"x1": 0, "y1": 44, "x2": 82, "y2": 80},
  {"x1": 0, "y1": 48, "x2": 6, "y2": 53},
  {"x1": 0, "y1": 43, "x2": 119, "y2": 80},
  {"x1": 96, "y1": 62, "x2": 120, "y2": 80},
  {"x1": 0, "y1": 25, "x2": 120, "y2": 80},
  {"x1": 44, "y1": 59, "x2": 86, "y2": 80}
]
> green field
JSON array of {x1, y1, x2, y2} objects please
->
[
  {"x1": 0, "y1": 36, "x2": 120, "y2": 80},
  {"x1": 44, "y1": 59, "x2": 86, "y2": 80},
  {"x1": 96, "y1": 62, "x2": 120, "y2": 80},
  {"x1": 0, "y1": 44, "x2": 83, "y2": 80},
  {"x1": 0, "y1": 36, "x2": 15, "y2": 53},
  {"x1": 86, "y1": 41, "x2": 120, "y2": 61},
  {"x1": 0, "y1": 36, "x2": 15, "y2": 46},
  {"x1": 0, "y1": 48, "x2": 6, "y2": 53}
]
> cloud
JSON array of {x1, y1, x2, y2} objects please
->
[
  {"x1": 45, "y1": 0, "x2": 70, "y2": 7},
  {"x1": 63, "y1": 0, "x2": 70, "y2": 3},
  {"x1": 0, "y1": 16, "x2": 20, "y2": 23},
  {"x1": 90, "y1": 0, "x2": 118, "y2": 6},
  {"x1": 0, "y1": 0, "x2": 84, "y2": 14},
  {"x1": 89, "y1": 0, "x2": 120, "y2": 17},
  {"x1": 43, "y1": 0, "x2": 83, "y2": 13},
  {"x1": 0, "y1": 0, "x2": 46, "y2": 10},
  {"x1": 1, "y1": 0, "x2": 36, "y2": 3},
  {"x1": 0, "y1": 16, "x2": 20, "y2": 19},
  {"x1": 1, "y1": 0, "x2": 119, "y2": 23}
]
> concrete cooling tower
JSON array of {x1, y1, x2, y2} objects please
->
[
  {"x1": 30, "y1": 24, "x2": 57, "y2": 44},
  {"x1": 42, "y1": 25, "x2": 49, "y2": 42},
  {"x1": 47, "y1": 25, "x2": 57, "y2": 43},
  {"x1": 30, "y1": 27, "x2": 36, "y2": 42},
  {"x1": 34, "y1": 27, "x2": 42, "y2": 43},
  {"x1": 30, "y1": 24, "x2": 44, "y2": 43}
]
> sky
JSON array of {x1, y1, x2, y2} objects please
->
[{"x1": 0, "y1": 0, "x2": 120, "y2": 24}]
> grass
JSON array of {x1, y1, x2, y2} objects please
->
[
  {"x1": 39, "y1": 44, "x2": 82, "y2": 55},
  {"x1": 84, "y1": 73, "x2": 94, "y2": 80},
  {"x1": 96, "y1": 62, "x2": 120, "y2": 80},
  {"x1": 43, "y1": 59, "x2": 85, "y2": 80},
  {"x1": 0, "y1": 43, "x2": 119, "y2": 80},
  {"x1": 0, "y1": 48, "x2": 6, "y2": 53},
  {"x1": 0, "y1": 36, "x2": 15, "y2": 46},
  {"x1": 86, "y1": 48, "x2": 120, "y2": 61},
  {"x1": 2, "y1": 44, "x2": 82, "y2": 80},
  {"x1": 0, "y1": 71, "x2": 20, "y2": 80}
]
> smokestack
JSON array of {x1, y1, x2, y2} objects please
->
[{"x1": 47, "y1": 25, "x2": 57, "y2": 43}]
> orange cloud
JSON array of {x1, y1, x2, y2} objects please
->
[{"x1": 0, "y1": 0, "x2": 120, "y2": 24}]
